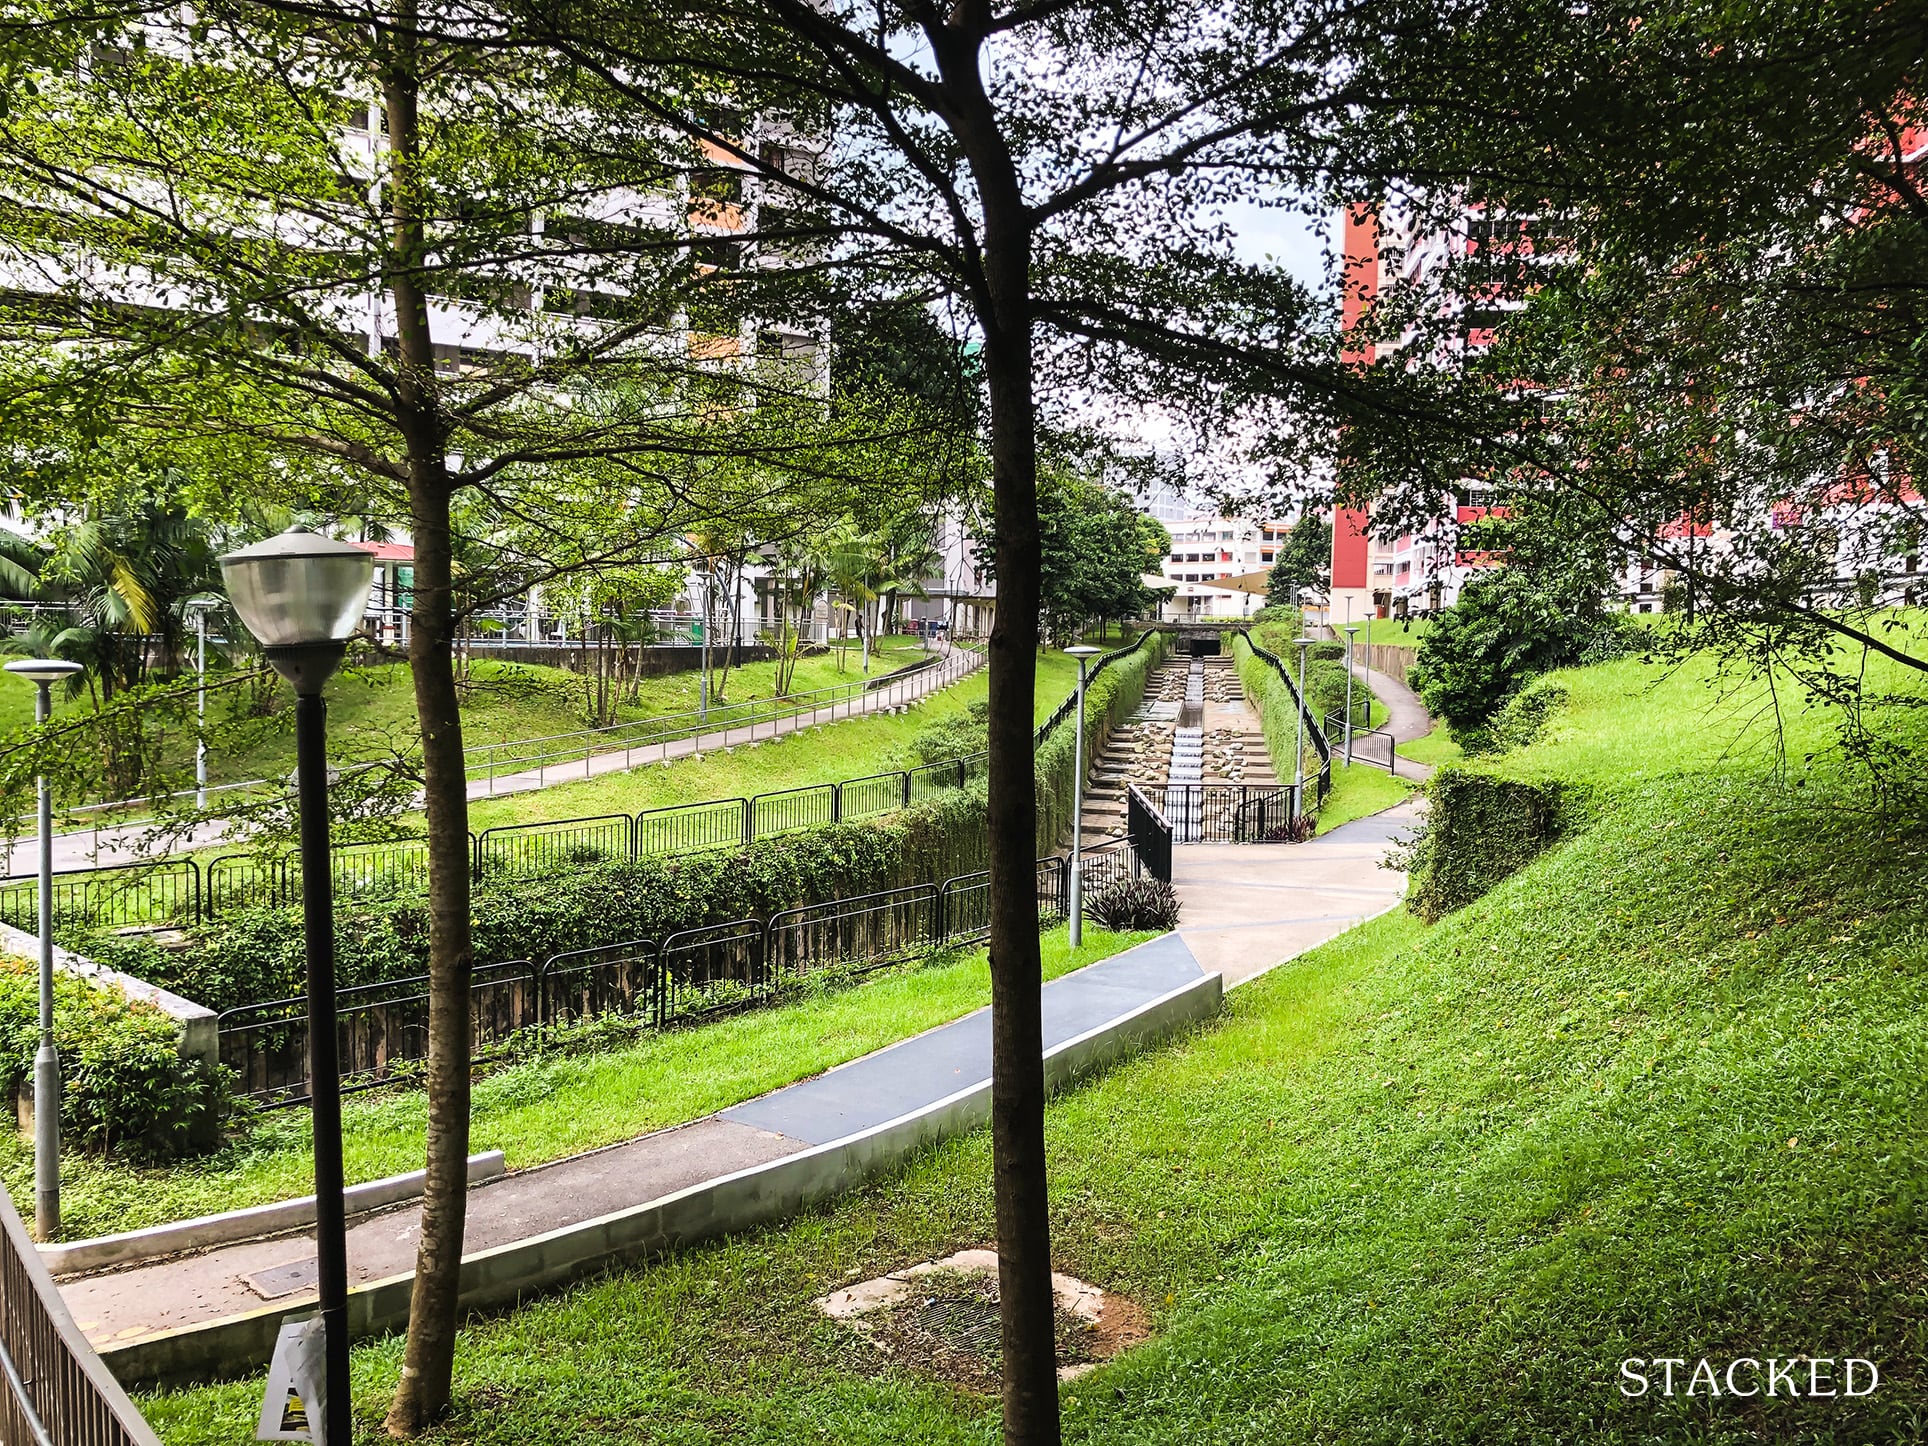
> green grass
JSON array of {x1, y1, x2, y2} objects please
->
[
  {"x1": 1312, "y1": 760, "x2": 1416, "y2": 832},
  {"x1": 142, "y1": 650, "x2": 1928, "y2": 1443},
  {"x1": 19, "y1": 923, "x2": 1149, "y2": 1240},
  {"x1": 465, "y1": 647, "x2": 1083, "y2": 830},
  {"x1": 1396, "y1": 728, "x2": 1463, "y2": 769}
]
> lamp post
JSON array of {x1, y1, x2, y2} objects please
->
[
  {"x1": 4, "y1": 657, "x2": 83, "y2": 1241},
  {"x1": 219, "y1": 528, "x2": 373, "y2": 1446},
  {"x1": 1342, "y1": 624, "x2": 1361, "y2": 766},
  {"x1": 1064, "y1": 644, "x2": 1102, "y2": 946},
  {"x1": 1292, "y1": 636, "x2": 1314, "y2": 818},
  {"x1": 185, "y1": 596, "x2": 222, "y2": 810}
]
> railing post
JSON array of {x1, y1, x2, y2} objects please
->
[
  {"x1": 902, "y1": 770, "x2": 912, "y2": 808},
  {"x1": 832, "y1": 784, "x2": 842, "y2": 824},
  {"x1": 741, "y1": 796, "x2": 753, "y2": 845}
]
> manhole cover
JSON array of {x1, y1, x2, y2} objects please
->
[{"x1": 245, "y1": 1258, "x2": 318, "y2": 1300}]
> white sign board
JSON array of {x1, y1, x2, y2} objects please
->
[{"x1": 256, "y1": 1315, "x2": 327, "y2": 1443}]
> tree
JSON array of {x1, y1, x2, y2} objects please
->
[
  {"x1": 1329, "y1": 0, "x2": 1928, "y2": 764},
  {"x1": 1410, "y1": 567, "x2": 1626, "y2": 734},
  {"x1": 0, "y1": 7, "x2": 890, "y2": 1427},
  {"x1": 1266, "y1": 513, "x2": 1330, "y2": 609},
  {"x1": 486, "y1": 14, "x2": 1487, "y2": 1434}
]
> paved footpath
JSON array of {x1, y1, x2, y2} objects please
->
[
  {"x1": 60, "y1": 660, "x2": 1436, "y2": 1365},
  {"x1": 12, "y1": 645, "x2": 981, "y2": 876}
]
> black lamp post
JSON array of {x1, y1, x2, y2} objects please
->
[
  {"x1": 3, "y1": 656, "x2": 83, "y2": 1241},
  {"x1": 220, "y1": 528, "x2": 373, "y2": 1446}
]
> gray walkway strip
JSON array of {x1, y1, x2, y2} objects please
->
[
  {"x1": 722, "y1": 934, "x2": 1207, "y2": 1145},
  {"x1": 69, "y1": 930, "x2": 1215, "y2": 1381}
]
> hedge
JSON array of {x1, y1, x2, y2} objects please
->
[
  {"x1": 1398, "y1": 766, "x2": 1585, "y2": 922},
  {"x1": 1034, "y1": 631, "x2": 1170, "y2": 849},
  {"x1": 1232, "y1": 632, "x2": 1321, "y2": 790},
  {"x1": 0, "y1": 958, "x2": 228, "y2": 1160},
  {"x1": 82, "y1": 639, "x2": 1169, "y2": 1014}
]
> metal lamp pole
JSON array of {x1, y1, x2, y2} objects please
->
[
  {"x1": 186, "y1": 596, "x2": 221, "y2": 810},
  {"x1": 4, "y1": 658, "x2": 83, "y2": 1241},
  {"x1": 1292, "y1": 636, "x2": 1313, "y2": 818},
  {"x1": 221, "y1": 528, "x2": 374, "y2": 1446},
  {"x1": 1065, "y1": 645, "x2": 1101, "y2": 946},
  {"x1": 1342, "y1": 624, "x2": 1360, "y2": 765}
]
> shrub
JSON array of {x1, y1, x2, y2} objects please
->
[
  {"x1": 1035, "y1": 631, "x2": 1170, "y2": 848},
  {"x1": 1397, "y1": 767, "x2": 1585, "y2": 922},
  {"x1": 0, "y1": 959, "x2": 229, "y2": 1159},
  {"x1": 1083, "y1": 878, "x2": 1181, "y2": 932},
  {"x1": 1459, "y1": 681, "x2": 1570, "y2": 758},
  {"x1": 910, "y1": 700, "x2": 989, "y2": 764},
  {"x1": 1409, "y1": 571, "x2": 1632, "y2": 734}
]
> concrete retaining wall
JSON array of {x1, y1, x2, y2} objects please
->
[
  {"x1": 0, "y1": 921, "x2": 217, "y2": 1074},
  {"x1": 105, "y1": 967, "x2": 1223, "y2": 1385},
  {"x1": 42, "y1": 1152, "x2": 507, "y2": 1278}
]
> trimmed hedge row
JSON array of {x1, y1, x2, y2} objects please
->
[
  {"x1": 1399, "y1": 766, "x2": 1586, "y2": 922},
  {"x1": 1034, "y1": 632, "x2": 1171, "y2": 848},
  {"x1": 84, "y1": 785, "x2": 991, "y2": 1015},
  {"x1": 1233, "y1": 633, "x2": 1323, "y2": 789}
]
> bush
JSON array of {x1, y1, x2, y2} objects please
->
[
  {"x1": 1397, "y1": 767, "x2": 1584, "y2": 922},
  {"x1": 1083, "y1": 878, "x2": 1181, "y2": 932},
  {"x1": 910, "y1": 700, "x2": 989, "y2": 764},
  {"x1": 1409, "y1": 571, "x2": 1631, "y2": 734},
  {"x1": 1459, "y1": 681, "x2": 1570, "y2": 758},
  {"x1": 0, "y1": 959, "x2": 229, "y2": 1159}
]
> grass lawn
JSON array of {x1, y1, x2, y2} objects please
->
[
  {"x1": 141, "y1": 649, "x2": 1928, "y2": 1443},
  {"x1": 1312, "y1": 760, "x2": 1416, "y2": 832},
  {"x1": 1396, "y1": 728, "x2": 1463, "y2": 769},
  {"x1": 465, "y1": 647, "x2": 1083, "y2": 831},
  {"x1": 17, "y1": 923, "x2": 1149, "y2": 1240}
]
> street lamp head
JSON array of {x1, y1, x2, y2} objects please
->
[
  {"x1": 3, "y1": 659, "x2": 83, "y2": 687},
  {"x1": 1064, "y1": 645, "x2": 1102, "y2": 659},
  {"x1": 1294, "y1": 635, "x2": 1318, "y2": 650},
  {"x1": 220, "y1": 528, "x2": 374, "y2": 692},
  {"x1": 1343, "y1": 625, "x2": 1360, "y2": 637},
  {"x1": 183, "y1": 593, "x2": 224, "y2": 615}
]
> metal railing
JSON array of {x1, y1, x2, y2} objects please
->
[
  {"x1": 1157, "y1": 784, "x2": 1298, "y2": 844},
  {"x1": 0, "y1": 1182, "x2": 163, "y2": 1446},
  {"x1": 1322, "y1": 709, "x2": 1399, "y2": 775},
  {"x1": 8, "y1": 636, "x2": 1128, "y2": 932},
  {"x1": 464, "y1": 643, "x2": 983, "y2": 793},
  {"x1": 217, "y1": 855, "x2": 1076, "y2": 1106},
  {"x1": 1126, "y1": 785, "x2": 1173, "y2": 884}
]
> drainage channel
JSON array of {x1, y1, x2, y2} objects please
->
[{"x1": 1168, "y1": 660, "x2": 1205, "y2": 841}]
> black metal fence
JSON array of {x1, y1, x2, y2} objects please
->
[
  {"x1": 1127, "y1": 785, "x2": 1173, "y2": 884},
  {"x1": 1322, "y1": 710, "x2": 1399, "y2": 774},
  {"x1": 7, "y1": 632, "x2": 1152, "y2": 935},
  {"x1": 0, "y1": 1183, "x2": 163, "y2": 1445},
  {"x1": 1158, "y1": 784, "x2": 1299, "y2": 844},
  {"x1": 218, "y1": 855, "x2": 1080, "y2": 1107}
]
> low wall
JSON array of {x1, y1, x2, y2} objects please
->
[
  {"x1": 1349, "y1": 641, "x2": 1420, "y2": 683},
  {"x1": 42, "y1": 1152, "x2": 507, "y2": 1278},
  {"x1": 0, "y1": 922, "x2": 216, "y2": 1074},
  {"x1": 105, "y1": 964, "x2": 1224, "y2": 1385},
  {"x1": 0, "y1": 921, "x2": 220, "y2": 1150}
]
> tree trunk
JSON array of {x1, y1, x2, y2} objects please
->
[
  {"x1": 977, "y1": 218, "x2": 1058, "y2": 1443},
  {"x1": 380, "y1": 24, "x2": 474, "y2": 1435}
]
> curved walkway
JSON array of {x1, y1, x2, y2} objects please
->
[
  {"x1": 11, "y1": 645, "x2": 981, "y2": 876},
  {"x1": 62, "y1": 811, "x2": 1422, "y2": 1385}
]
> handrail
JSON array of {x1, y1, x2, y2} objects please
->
[
  {"x1": 1033, "y1": 629, "x2": 1162, "y2": 747},
  {"x1": 0, "y1": 1183, "x2": 163, "y2": 1445},
  {"x1": 1236, "y1": 632, "x2": 1333, "y2": 811}
]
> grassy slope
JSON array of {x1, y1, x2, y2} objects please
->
[
  {"x1": 1312, "y1": 760, "x2": 1416, "y2": 832},
  {"x1": 24, "y1": 923, "x2": 1147, "y2": 1239},
  {"x1": 144, "y1": 650, "x2": 1928, "y2": 1443},
  {"x1": 465, "y1": 647, "x2": 1082, "y2": 830}
]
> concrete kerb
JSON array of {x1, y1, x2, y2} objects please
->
[
  {"x1": 42, "y1": 1152, "x2": 508, "y2": 1279},
  {"x1": 104, "y1": 966, "x2": 1223, "y2": 1386}
]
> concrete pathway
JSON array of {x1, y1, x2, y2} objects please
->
[
  {"x1": 1172, "y1": 801, "x2": 1419, "y2": 986},
  {"x1": 10, "y1": 645, "x2": 981, "y2": 876},
  {"x1": 59, "y1": 934, "x2": 1206, "y2": 1354}
]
